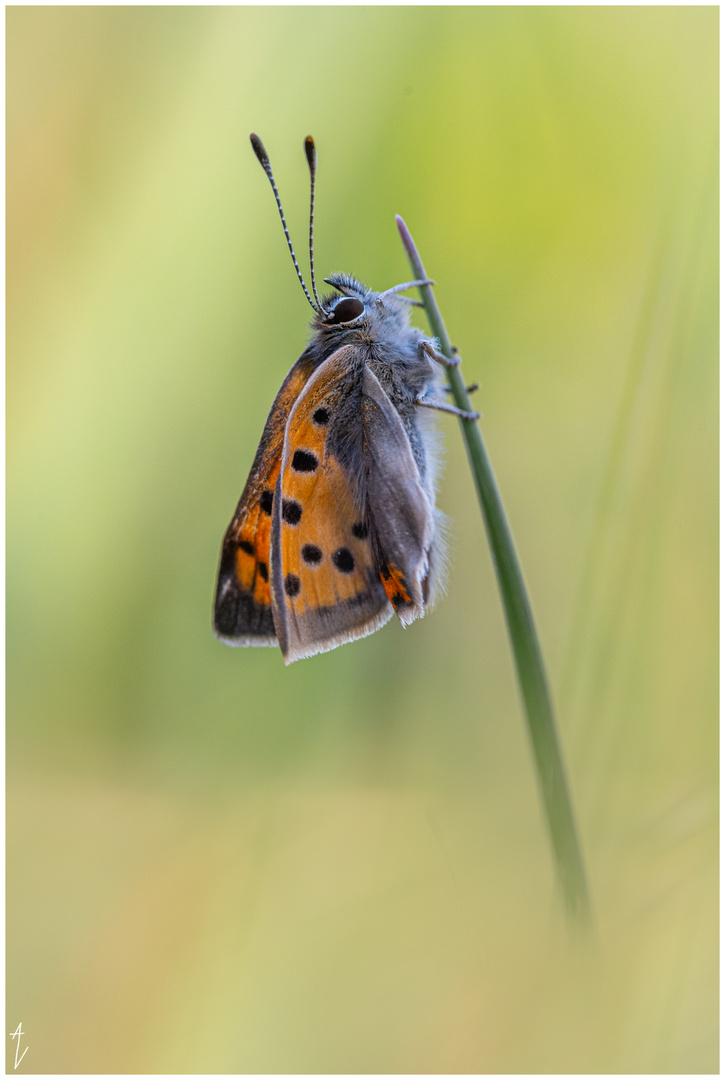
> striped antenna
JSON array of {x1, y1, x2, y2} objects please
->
[
  {"x1": 249, "y1": 133, "x2": 319, "y2": 313},
  {"x1": 303, "y1": 136, "x2": 326, "y2": 313}
]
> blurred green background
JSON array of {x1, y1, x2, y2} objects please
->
[{"x1": 7, "y1": 6, "x2": 717, "y2": 1073}]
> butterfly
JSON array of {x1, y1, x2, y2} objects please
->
[{"x1": 213, "y1": 134, "x2": 479, "y2": 664}]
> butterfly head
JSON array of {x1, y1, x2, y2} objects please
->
[
  {"x1": 318, "y1": 273, "x2": 368, "y2": 325},
  {"x1": 313, "y1": 272, "x2": 422, "y2": 343}
]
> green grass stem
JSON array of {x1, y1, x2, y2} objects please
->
[{"x1": 397, "y1": 215, "x2": 591, "y2": 925}]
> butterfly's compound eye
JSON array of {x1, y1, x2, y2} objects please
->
[{"x1": 330, "y1": 297, "x2": 365, "y2": 323}]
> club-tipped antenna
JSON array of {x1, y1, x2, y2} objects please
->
[
  {"x1": 249, "y1": 133, "x2": 319, "y2": 313},
  {"x1": 303, "y1": 136, "x2": 326, "y2": 313}
]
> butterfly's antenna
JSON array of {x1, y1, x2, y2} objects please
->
[
  {"x1": 303, "y1": 136, "x2": 326, "y2": 313},
  {"x1": 249, "y1": 133, "x2": 319, "y2": 313}
]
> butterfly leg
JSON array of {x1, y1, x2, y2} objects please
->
[
  {"x1": 419, "y1": 340, "x2": 460, "y2": 368},
  {"x1": 416, "y1": 396, "x2": 481, "y2": 421},
  {"x1": 445, "y1": 382, "x2": 480, "y2": 395}
]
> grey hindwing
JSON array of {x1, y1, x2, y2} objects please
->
[{"x1": 362, "y1": 366, "x2": 435, "y2": 625}]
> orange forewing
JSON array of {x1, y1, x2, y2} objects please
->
[
  {"x1": 270, "y1": 348, "x2": 392, "y2": 663},
  {"x1": 213, "y1": 354, "x2": 318, "y2": 644}
]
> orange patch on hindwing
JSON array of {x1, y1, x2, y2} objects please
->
[{"x1": 379, "y1": 561, "x2": 413, "y2": 610}]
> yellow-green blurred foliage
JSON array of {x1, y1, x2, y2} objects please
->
[{"x1": 7, "y1": 7, "x2": 717, "y2": 1073}]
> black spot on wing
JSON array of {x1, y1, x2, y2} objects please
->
[
  {"x1": 282, "y1": 499, "x2": 302, "y2": 525},
  {"x1": 238, "y1": 540, "x2": 255, "y2": 555},
  {"x1": 260, "y1": 489, "x2": 273, "y2": 515},
  {"x1": 302, "y1": 544, "x2": 323, "y2": 565},
  {"x1": 291, "y1": 449, "x2": 318, "y2": 472},
  {"x1": 313, "y1": 407, "x2": 330, "y2": 425},
  {"x1": 257, "y1": 561, "x2": 268, "y2": 582},
  {"x1": 332, "y1": 547, "x2": 355, "y2": 574},
  {"x1": 285, "y1": 573, "x2": 301, "y2": 598},
  {"x1": 351, "y1": 521, "x2": 368, "y2": 539}
]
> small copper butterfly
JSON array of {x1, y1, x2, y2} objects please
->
[{"x1": 213, "y1": 134, "x2": 479, "y2": 664}]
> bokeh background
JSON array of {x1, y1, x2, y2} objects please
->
[{"x1": 7, "y1": 6, "x2": 717, "y2": 1073}]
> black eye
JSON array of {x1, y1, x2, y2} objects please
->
[{"x1": 330, "y1": 297, "x2": 364, "y2": 323}]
